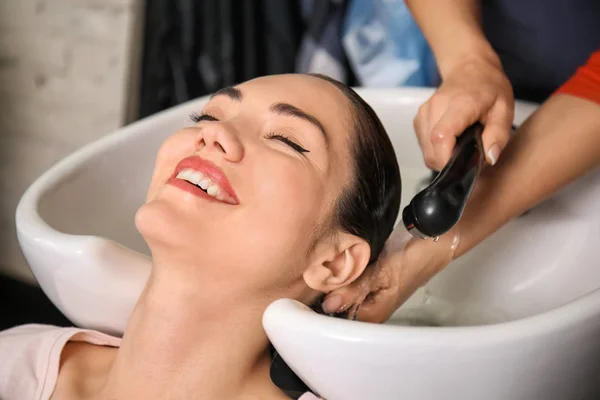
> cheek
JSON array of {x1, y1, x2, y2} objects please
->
[
  {"x1": 264, "y1": 160, "x2": 321, "y2": 213},
  {"x1": 147, "y1": 132, "x2": 195, "y2": 201},
  {"x1": 245, "y1": 159, "x2": 328, "y2": 259}
]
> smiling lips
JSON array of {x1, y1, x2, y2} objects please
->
[{"x1": 167, "y1": 156, "x2": 239, "y2": 205}]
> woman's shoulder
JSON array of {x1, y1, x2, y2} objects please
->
[
  {"x1": 0, "y1": 323, "x2": 89, "y2": 356},
  {"x1": 0, "y1": 322, "x2": 70, "y2": 338},
  {"x1": 0, "y1": 324, "x2": 82, "y2": 399},
  {"x1": 0, "y1": 324, "x2": 118, "y2": 400},
  {"x1": 0, "y1": 323, "x2": 82, "y2": 364}
]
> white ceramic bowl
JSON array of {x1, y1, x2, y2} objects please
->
[
  {"x1": 16, "y1": 88, "x2": 600, "y2": 399},
  {"x1": 263, "y1": 92, "x2": 600, "y2": 399}
]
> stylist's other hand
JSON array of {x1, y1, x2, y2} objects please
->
[
  {"x1": 321, "y1": 226, "x2": 458, "y2": 323},
  {"x1": 415, "y1": 56, "x2": 514, "y2": 170}
]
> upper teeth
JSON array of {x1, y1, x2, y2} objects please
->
[{"x1": 176, "y1": 169, "x2": 221, "y2": 198}]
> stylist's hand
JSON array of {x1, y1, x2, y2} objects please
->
[
  {"x1": 321, "y1": 227, "x2": 459, "y2": 323},
  {"x1": 416, "y1": 56, "x2": 515, "y2": 170}
]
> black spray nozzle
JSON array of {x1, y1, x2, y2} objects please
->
[{"x1": 403, "y1": 122, "x2": 485, "y2": 239}]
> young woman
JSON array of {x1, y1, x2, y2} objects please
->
[{"x1": 0, "y1": 73, "x2": 402, "y2": 400}]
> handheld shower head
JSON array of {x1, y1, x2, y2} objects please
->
[{"x1": 402, "y1": 122, "x2": 485, "y2": 239}]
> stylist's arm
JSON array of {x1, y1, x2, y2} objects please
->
[
  {"x1": 406, "y1": 0, "x2": 514, "y2": 169},
  {"x1": 322, "y1": 52, "x2": 600, "y2": 322}
]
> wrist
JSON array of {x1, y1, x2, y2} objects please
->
[
  {"x1": 437, "y1": 38, "x2": 502, "y2": 80},
  {"x1": 437, "y1": 227, "x2": 461, "y2": 268},
  {"x1": 403, "y1": 227, "x2": 461, "y2": 279},
  {"x1": 450, "y1": 165, "x2": 507, "y2": 260}
]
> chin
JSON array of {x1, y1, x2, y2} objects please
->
[
  {"x1": 135, "y1": 199, "x2": 193, "y2": 250},
  {"x1": 135, "y1": 199, "x2": 231, "y2": 267}
]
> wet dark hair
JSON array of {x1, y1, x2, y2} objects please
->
[
  {"x1": 310, "y1": 74, "x2": 401, "y2": 266},
  {"x1": 268, "y1": 76, "x2": 403, "y2": 395}
]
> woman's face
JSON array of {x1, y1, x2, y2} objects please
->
[{"x1": 136, "y1": 74, "x2": 364, "y2": 300}]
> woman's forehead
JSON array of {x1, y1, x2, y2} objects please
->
[
  {"x1": 240, "y1": 74, "x2": 347, "y2": 102},
  {"x1": 235, "y1": 74, "x2": 352, "y2": 135}
]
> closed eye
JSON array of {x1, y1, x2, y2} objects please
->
[
  {"x1": 189, "y1": 112, "x2": 309, "y2": 154},
  {"x1": 190, "y1": 112, "x2": 218, "y2": 123},
  {"x1": 266, "y1": 133, "x2": 309, "y2": 154}
]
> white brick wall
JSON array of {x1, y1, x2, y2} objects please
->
[{"x1": 0, "y1": 0, "x2": 143, "y2": 284}]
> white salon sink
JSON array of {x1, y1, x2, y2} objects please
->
[{"x1": 16, "y1": 88, "x2": 600, "y2": 399}]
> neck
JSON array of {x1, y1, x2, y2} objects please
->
[{"x1": 98, "y1": 267, "x2": 289, "y2": 400}]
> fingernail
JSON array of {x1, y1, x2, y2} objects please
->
[
  {"x1": 487, "y1": 143, "x2": 501, "y2": 166},
  {"x1": 322, "y1": 295, "x2": 343, "y2": 313}
]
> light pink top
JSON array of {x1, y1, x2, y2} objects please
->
[{"x1": 0, "y1": 324, "x2": 319, "y2": 400}]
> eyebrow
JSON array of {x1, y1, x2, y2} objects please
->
[
  {"x1": 211, "y1": 87, "x2": 329, "y2": 145},
  {"x1": 269, "y1": 102, "x2": 329, "y2": 145},
  {"x1": 211, "y1": 86, "x2": 243, "y2": 101}
]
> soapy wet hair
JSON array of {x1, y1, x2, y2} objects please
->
[{"x1": 310, "y1": 74, "x2": 401, "y2": 266}]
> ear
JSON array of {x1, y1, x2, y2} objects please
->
[{"x1": 303, "y1": 233, "x2": 371, "y2": 293}]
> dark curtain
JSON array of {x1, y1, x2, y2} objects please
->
[{"x1": 139, "y1": 0, "x2": 305, "y2": 119}]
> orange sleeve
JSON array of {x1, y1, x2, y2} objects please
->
[{"x1": 554, "y1": 50, "x2": 600, "y2": 105}]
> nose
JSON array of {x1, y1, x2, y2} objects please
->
[{"x1": 196, "y1": 122, "x2": 244, "y2": 162}]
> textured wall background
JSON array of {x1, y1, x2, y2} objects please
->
[{"x1": 0, "y1": 0, "x2": 143, "y2": 284}]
